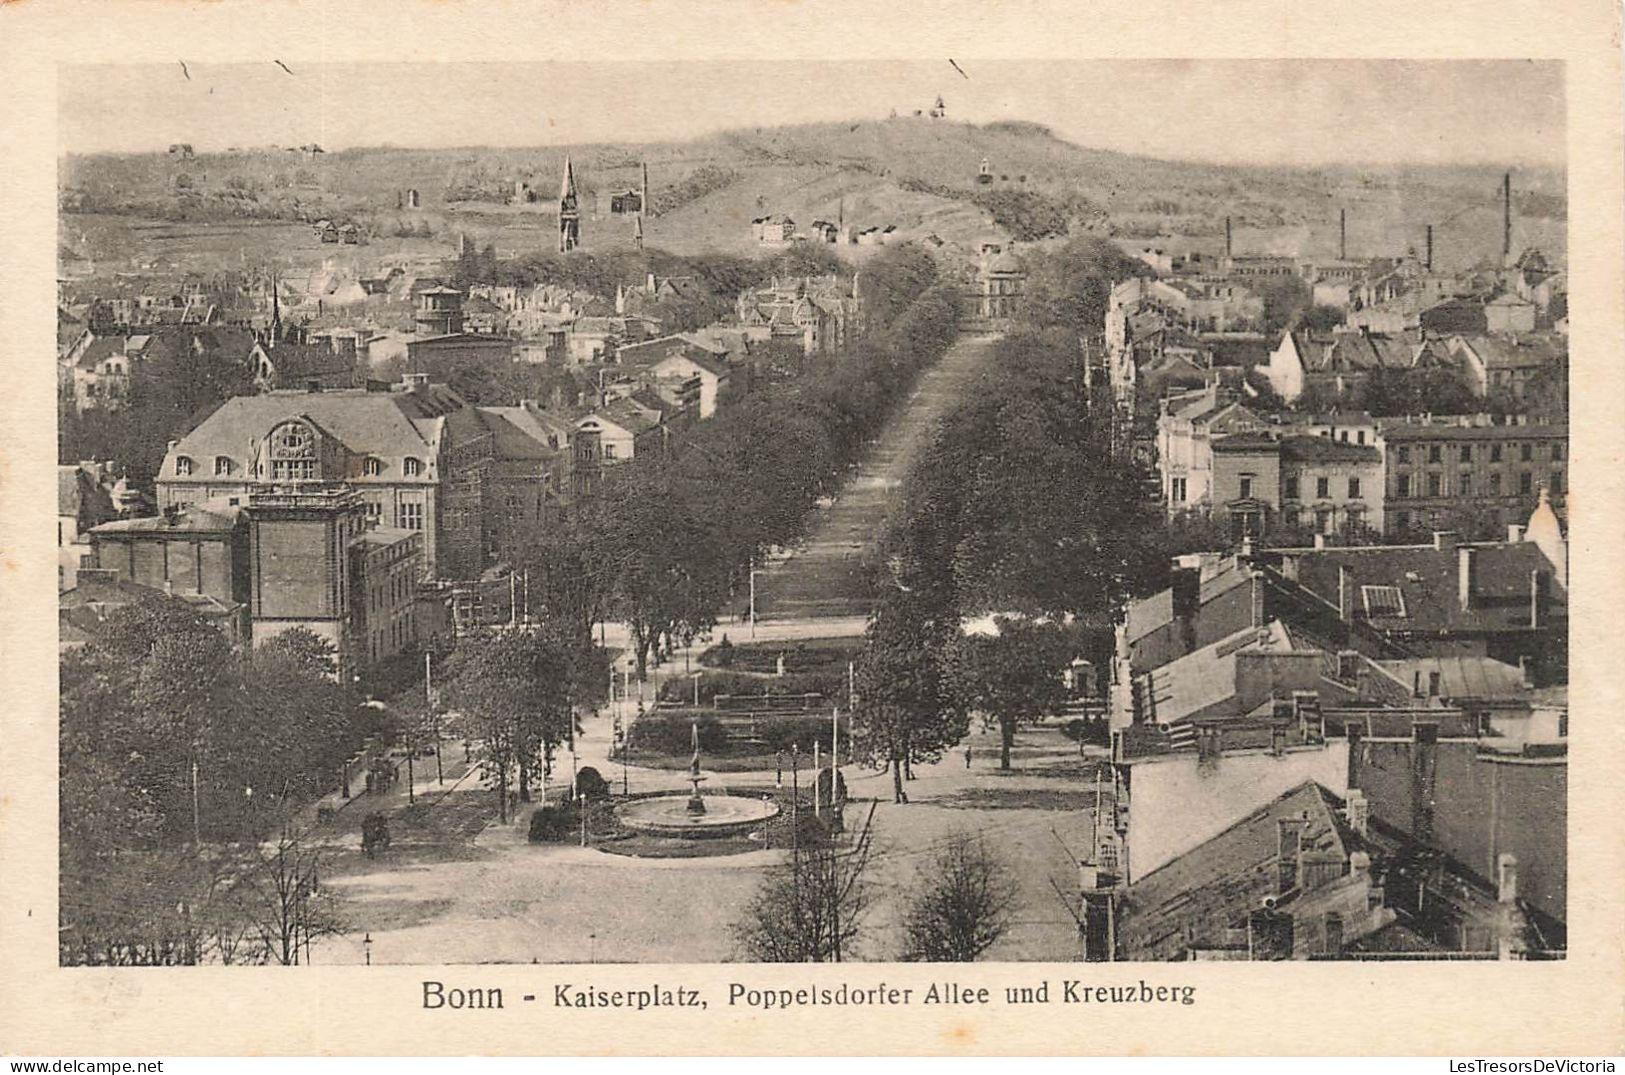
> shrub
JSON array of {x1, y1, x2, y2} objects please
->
[
  {"x1": 528, "y1": 803, "x2": 578, "y2": 843},
  {"x1": 576, "y1": 766, "x2": 611, "y2": 800},
  {"x1": 630, "y1": 712, "x2": 728, "y2": 755}
]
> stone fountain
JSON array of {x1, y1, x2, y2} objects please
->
[{"x1": 615, "y1": 720, "x2": 780, "y2": 839}]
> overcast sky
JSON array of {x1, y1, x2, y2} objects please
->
[{"x1": 59, "y1": 60, "x2": 1565, "y2": 168}]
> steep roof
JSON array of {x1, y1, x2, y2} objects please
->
[
  {"x1": 1454, "y1": 333, "x2": 1565, "y2": 371},
  {"x1": 1119, "y1": 781, "x2": 1352, "y2": 960},
  {"x1": 1135, "y1": 620, "x2": 1297, "y2": 727},
  {"x1": 476, "y1": 408, "x2": 558, "y2": 463},
  {"x1": 165, "y1": 387, "x2": 467, "y2": 473},
  {"x1": 1123, "y1": 556, "x2": 1256, "y2": 645}
]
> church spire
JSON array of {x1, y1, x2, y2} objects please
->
[{"x1": 558, "y1": 156, "x2": 581, "y2": 253}]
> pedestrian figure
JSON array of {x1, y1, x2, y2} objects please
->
[
  {"x1": 775, "y1": 751, "x2": 784, "y2": 788},
  {"x1": 965, "y1": 744, "x2": 973, "y2": 769}
]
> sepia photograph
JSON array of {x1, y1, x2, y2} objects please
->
[{"x1": 47, "y1": 55, "x2": 1575, "y2": 971}]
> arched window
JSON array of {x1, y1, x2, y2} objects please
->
[
  {"x1": 363, "y1": 457, "x2": 384, "y2": 477},
  {"x1": 403, "y1": 457, "x2": 423, "y2": 478},
  {"x1": 214, "y1": 456, "x2": 234, "y2": 476},
  {"x1": 175, "y1": 456, "x2": 194, "y2": 477}
]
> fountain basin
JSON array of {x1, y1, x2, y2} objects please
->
[{"x1": 617, "y1": 794, "x2": 780, "y2": 838}]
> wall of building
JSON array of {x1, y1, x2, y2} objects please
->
[
  {"x1": 1123, "y1": 741, "x2": 1350, "y2": 884},
  {"x1": 95, "y1": 533, "x2": 240, "y2": 605},
  {"x1": 1352, "y1": 739, "x2": 1565, "y2": 927}
]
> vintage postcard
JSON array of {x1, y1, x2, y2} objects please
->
[{"x1": 1, "y1": 0, "x2": 1622, "y2": 1058}]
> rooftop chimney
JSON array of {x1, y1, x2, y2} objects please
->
[
  {"x1": 1344, "y1": 789, "x2": 1369, "y2": 839},
  {"x1": 1497, "y1": 852, "x2": 1518, "y2": 905},
  {"x1": 1337, "y1": 565, "x2": 1353, "y2": 623},
  {"x1": 1530, "y1": 568, "x2": 1550, "y2": 629},
  {"x1": 1507, "y1": 523, "x2": 1526, "y2": 543},
  {"x1": 1519, "y1": 655, "x2": 1536, "y2": 690},
  {"x1": 1277, "y1": 816, "x2": 1305, "y2": 896},
  {"x1": 1458, "y1": 546, "x2": 1477, "y2": 611}
]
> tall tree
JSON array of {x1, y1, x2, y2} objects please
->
[
  {"x1": 949, "y1": 618, "x2": 1074, "y2": 771},
  {"x1": 443, "y1": 628, "x2": 576, "y2": 819},
  {"x1": 850, "y1": 594, "x2": 967, "y2": 804}
]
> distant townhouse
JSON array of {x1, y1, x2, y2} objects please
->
[
  {"x1": 1380, "y1": 416, "x2": 1567, "y2": 538},
  {"x1": 572, "y1": 398, "x2": 666, "y2": 494},
  {"x1": 1446, "y1": 332, "x2": 1565, "y2": 400},
  {"x1": 1155, "y1": 386, "x2": 1269, "y2": 515},
  {"x1": 1264, "y1": 328, "x2": 1412, "y2": 403}
]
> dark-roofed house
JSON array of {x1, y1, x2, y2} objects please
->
[
  {"x1": 1264, "y1": 328, "x2": 1411, "y2": 403},
  {"x1": 250, "y1": 336, "x2": 360, "y2": 392},
  {"x1": 154, "y1": 377, "x2": 554, "y2": 579},
  {"x1": 1446, "y1": 333, "x2": 1565, "y2": 400},
  {"x1": 1266, "y1": 527, "x2": 1566, "y2": 682}
]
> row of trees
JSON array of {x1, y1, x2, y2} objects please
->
[
  {"x1": 512, "y1": 246, "x2": 961, "y2": 683},
  {"x1": 850, "y1": 241, "x2": 1173, "y2": 782}
]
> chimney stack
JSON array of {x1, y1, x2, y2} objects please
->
[
  {"x1": 1276, "y1": 816, "x2": 1305, "y2": 896},
  {"x1": 1503, "y1": 171, "x2": 1513, "y2": 264},
  {"x1": 1337, "y1": 565, "x2": 1353, "y2": 623},
  {"x1": 1458, "y1": 545, "x2": 1477, "y2": 611},
  {"x1": 1339, "y1": 208, "x2": 1347, "y2": 260},
  {"x1": 1225, "y1": 215, "x2": 1233, "y2": 259},
  {"x1": 1507, "y1": 523, "x2": 1526, "y2": 543},
  {"x1": 1425, "y1": 224, "x2": 1434, "y2": 271}
]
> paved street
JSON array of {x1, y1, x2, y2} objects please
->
[{"x1": 319, "y1": 720, "x2": 1106, "y2": 965}]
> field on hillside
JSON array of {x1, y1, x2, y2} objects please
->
[{"x1": 61, "y1": 118, "x2": 1567, "y2": 273}]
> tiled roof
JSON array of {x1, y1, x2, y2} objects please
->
[
  {"x1": 1275, "y1": 541, "x2": 1565, "y2": 635},
  {"x1": 1454, "y1": 333, "x2": 1565, "y2": 371},
  {"x1": 164, "y1": 387, "x2": 465, "y2": 478},
  {"x1": 1278, "y1": 435, "x2": 1380, "y2": 464}
]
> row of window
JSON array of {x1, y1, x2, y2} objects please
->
[
  {"x1": 173, "y1": 455, "x2": 427, "y2": 478},
  {"x1": 1394, "y1": 441, "x2": 1563, "y2": 465},
  {"x1": 1394, "y1": 471, "x2": 1562, "y2": 498},
  {"x1": 1282, "y1": 476, "x2": 1362, "y2": 501}
]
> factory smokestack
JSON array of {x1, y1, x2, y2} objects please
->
[
  {"x1": 1339, "y1": 208, "x2": 1347, "y2": 261},
  {"x1": 1225, "y1": 215, "x2": 1233, "y2": 259},
  {"x1": 1426, "y1": 224, "x2": 1433, "y2": 271},
  {"x1": 1503, "y1": 171, "x2": 1513, "y2": 265}
]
